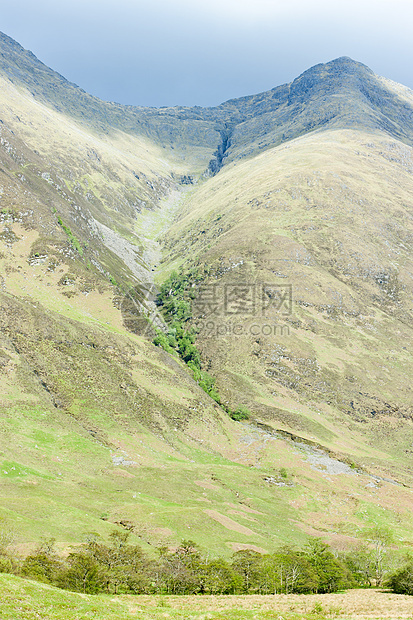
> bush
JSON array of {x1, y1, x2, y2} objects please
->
[
  {"x1": 230, "y1": 405, "x2": 250, "y2": 421},
  {"x1": 21, "y1": 551, "x2": 62, "y2": 584},
  {"x1": 155, "y1": 269, "x2": 226, "y2": 407},
  {"x1": 387, "y1": 563, "x2": 413, "y2": 595},
  {"x1": 306, "y1": 538, "x2": 355, "y2": 593},
  {"x1": 153, "y1": 330, "x2": 176, "y2": 356},
  {"x1": 199, "y1": 558, "x2": 242, "y2": 594},
  {"x1": 0, "y1": 554, "x2": 16, "y2": 574},
  {"x1": 57, "y1": 217, "x2": 83, "y2": 256}
]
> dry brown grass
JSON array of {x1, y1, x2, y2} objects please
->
[{"x1": 131, "y1": 590, "x2": 413, "y2": 619}]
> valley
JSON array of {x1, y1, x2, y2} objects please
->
[{"x1": 0, "y1": 30, "x2": 412, "y2": 581}]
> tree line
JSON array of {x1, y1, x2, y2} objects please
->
[{"x1": 1, "y1": 529, "x2": 413, "y2": 596}]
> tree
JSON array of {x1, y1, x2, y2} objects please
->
[
  {"x1": 232, "y1": 550, "x2": 263, "y2": 593},
  {"x1": 156, "y1": 540, "x2": 203, "y2": 594},
  {"x1": 271, "y1": 548, "x2": 318, "y2": 594},
  {"x1": 340, "y1": 544, "x2": 374, "y2": 587},
  {"x1": 198, "y1": 558, "x2": 242, "y2": 594},
  {"x1": 21, "y1": 539, "x2": 62, "y2": 584},
  {"x1": 361, "y1": 526, "x2": 394, "y2": 586},
  {"x1": 306, "y1": 538, "x2": 354, "y2": 593},
  {"x1": 84, "y1": 530, "x2": 151, "y2": 594},
  {"x1": 58, "y1": 551, "x2": 105, "y2": 594},
  {"x1": 253, "y1": 554, "x2": 279, "y2": 594}
]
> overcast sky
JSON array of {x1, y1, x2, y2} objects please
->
[{"x1": 1, "y1": 0, "x2": 412, "y2": 108}]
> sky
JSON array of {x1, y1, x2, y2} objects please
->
[{"x1": 1, "y1": 0, "x2": 412, "y2": 108}]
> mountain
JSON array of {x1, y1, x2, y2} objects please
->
[{"x1": 0, "y1": 31, "x2": 413, "y2": 557}]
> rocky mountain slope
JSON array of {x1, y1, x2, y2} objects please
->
[{"x1": 0, "y1": 31, "x2": 412, "y2": 556}]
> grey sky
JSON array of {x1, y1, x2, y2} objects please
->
[{"x1": 1, "y1": 0, "x2": 412, "y2": 107}]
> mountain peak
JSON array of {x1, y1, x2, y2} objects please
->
[
  {"x1": 325, "y1": 55, "x2": 372, "y2": 69},
  {"x1": 292, "y1": 56, "x2": 374, "y2": 89}
]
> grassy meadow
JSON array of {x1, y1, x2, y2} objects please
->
[{"x1": 1, "y1": 576, "x2": 413, "y2": 620}]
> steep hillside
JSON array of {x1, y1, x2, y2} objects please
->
[
  {"x1": 0, "y1": 31, "x2": 413, "y2": 558},
  {"x1": 163, "y1": 129, "x2": 413, "y2": 476}
]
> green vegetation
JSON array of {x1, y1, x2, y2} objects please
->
[
  {"x1": 1, "y1": 30, "x2": 413, "y2": 580},
  {"x1": 57, "y1": 217, "x2": 83, "y2": 256},
  {"x1": 387, "y1": 561, "x2": 413, "y2": 595},
  {"x1": 0, "y1": 533, "x2": 364, "y2": 596},
  {"x1": 0, "y1": 524, "x2": 405, "y2": 602},
  {"x1": 191, "y1": 366, "x2": 221, "y2": 404},
  {"x1": 153, "y1": 269, "x2": 201, "y2": 363},
  {"x1": 0, "y1": 573, "x2": 363, "y2": 620},
  {"x1": 154, "y1": 269, "x2": 249, "y2": 415},
  {"x1": 230, "y1": 405, "x2": 250, "y2": 421}
]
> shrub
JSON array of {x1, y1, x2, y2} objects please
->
[
  {"x1": 57, "y1": 217, "x2": 83, "y2": 256},
  {"x1": 387, "y1": 563, "x2": 413, "y2": 595},
  {"x1": 155, "y1": 269, "x2": 226, "y2": 406},
  {"x1": 153, "y1": 330, "x2": 176, "y2": 355},
  {"x1": 230, "y1": 405, "x2": 250, "y2": 421},
  {"x1": 21, "y1": 551, "x2": 62, "y2": 584},
  {"x1": 0, "y1": 554, "x2": 15, "y2": 574}
]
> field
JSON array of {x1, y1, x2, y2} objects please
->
[{"x1": 1, "y1": 576, "x2": 413, "y2": 620}]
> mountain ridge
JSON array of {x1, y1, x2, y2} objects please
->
[{"x1": 2, "y1": 31, "x2": 413, "y2": 173}]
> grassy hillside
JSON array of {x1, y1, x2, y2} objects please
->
[
  {"x1": 0, "y1": 32, "x2": 222, "y2": 170},
  {"x1": 0, "y1": 30, "x2": 412, "y2": 562},
  {"x1": 162, "y1": 127, "x2": 413, "y2": 476}
]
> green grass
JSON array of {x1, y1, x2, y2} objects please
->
[
  {"x1": 0, "y1": 575, "x2": 360, "y2": 620},
  {"x1": 4, "y1": 575, "x2": 413, "y2": 620}
]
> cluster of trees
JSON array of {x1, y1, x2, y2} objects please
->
[
  {"x1": 154, "y1": 269, "x2": 204, "y2": 369},
  {"x1": 2, "y1": 530, "x2": 412, "y2": 596},
  {"x1": 153, "y1": 269, "x2": 250, "y2": 420}
]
